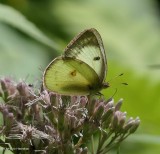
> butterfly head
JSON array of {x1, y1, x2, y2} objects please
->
[{"x1": 102, "y1": 82, "x2": 110, "y2": 89}]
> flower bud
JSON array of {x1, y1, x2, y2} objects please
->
[
  {"x1": 0, "y1": 79, "x2": 7, "y2": 92},
  {"x1": 123, "y1": 120, "x2": 135, "y2": 133},
  {"x1": 115, "y1": 98, "x2": 123, "y2": 111},
  {"x1": 119, "y1": 115, "x2": 126, "y2": 127},
  {"x1": 129, "y1": 117, "x2": 140, "y2": 134},
  {"x1": 87, "y1": 99, "x2": 97, "y2": 116},
  {"x1": 17, "y1": 82, "x2": 28, "y2": 96},
  {"x1": 49, "y1": 92, "x2": 57, "y2": 106},
  {"x1": 112, "y1": 111, "x2": 119, "y2": 130},
  {"x1": 105, "y1": 100, "x2": 114, "y2": 110},
  {"x1": 102, "y1": 108, "x2": 114, "y2": 122},
  {"x1": 80, "y1": 97, "x2": 87, "y2": 107},
  {"x1": 102, "y1": 107, "x2": 114, "y2": 128},
  {"x1": 0, "y1": 79, "x2": 8, "y2": 100},
  {"x1": 7, "y1": 113, "x2": 14, "y2": 120},
  {"x1": 81, "y1": 147, "x2": 88, "y2": 154},
  {"x1": 0, "y1": 90, "x2": 3, "y2": 97},
  {"x1": 93, "y1": 105, "x2": 104, "y2": 120}
]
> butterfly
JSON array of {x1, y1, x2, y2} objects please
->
[{"x1": 43, "y1": 28, "x2": 109, "y2": 95}]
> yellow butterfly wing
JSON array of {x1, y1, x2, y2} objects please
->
[
  {"x1": 43, "y1": 57, "x2": 101, "y2": 95},
  {"x1": 64, "y1": 28, "x2": 107, "y2": 83}
]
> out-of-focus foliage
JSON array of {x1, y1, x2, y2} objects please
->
[
  {"x1": 0, "y1": 3, "x2": 59, "y2": 81},
  {"x1": 0, "y1": 0, "x2": 160, "y2": 153}
]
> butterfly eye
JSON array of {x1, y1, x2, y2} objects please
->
[{"x1": 93, "y1": 56, "x2": 100, "y2": 61}]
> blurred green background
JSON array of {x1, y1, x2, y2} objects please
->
[{"x1": 0, "y1": 0, "x2": 160, "y2": 153}]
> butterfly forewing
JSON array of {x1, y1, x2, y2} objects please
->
[
  {"x1": 64, "y1": 28, "x2": 107, "y2": 82},
  {"x1": 43, "y1": 57, "x2": 101, "y2": 95}
]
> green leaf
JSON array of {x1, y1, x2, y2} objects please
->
[
  {"x1": 0, "y1": 23, "x2": 50, "y2": 81},
  {"x1": 0, "y1": 4, "x2": 60, "y2": 50},
  {"x1": 0, "y1": 4, "x2": 61, "y2": 81}
]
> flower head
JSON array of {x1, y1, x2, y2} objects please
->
[{"x1": 0, "y1": 78, "x2": 140, "y2": 153}]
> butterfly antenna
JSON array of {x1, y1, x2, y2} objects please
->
[
  {"x1": 107, "y1": 73, "x2": 124, "y2": 83},
  {"x1": 108, "y1": 73, "x2": 128, "y2": 86},
  {"x1": 105, "y1": 88, "x2": 118, "y2": 104},
  {"x1": 121, "y1": 82, "x2": 128, "y2": 85},
  {"x1": 110, "y1": 88, "x2": 117, "y2": 99}
]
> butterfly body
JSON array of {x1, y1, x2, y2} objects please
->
[{"x1": 43, "y1": 28, "x2": 108, "y2": 95}]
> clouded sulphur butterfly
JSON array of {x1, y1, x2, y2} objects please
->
[{"x1": 43, "y1": 28, "x2": 109, "y2": 95}]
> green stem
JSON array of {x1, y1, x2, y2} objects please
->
[
  {"x1": 96, "y1": 131, "x2": 113, "y2": 154},
  {"x1": 100, "y1": 133, "x2": 118, "y2": 154},
  {"x1": 91, "y1": 135, "x2": 95, "y2": 154}
]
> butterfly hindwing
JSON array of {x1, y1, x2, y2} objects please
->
[
  {"x1": 64, "y1": 28, "x2": 107, "y2": 82},
  {"x1": 43, "y1": 57, "x2": 101, "y2": 95}
]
